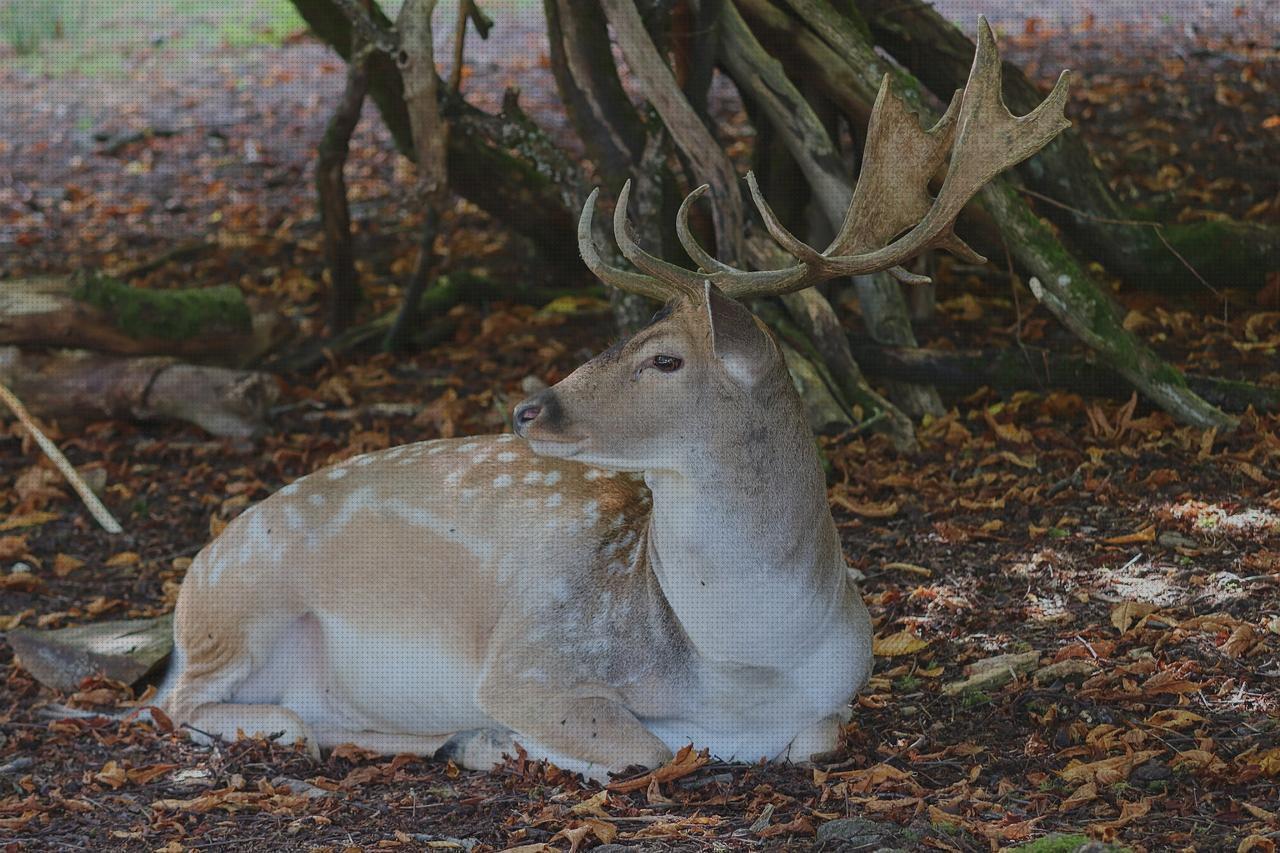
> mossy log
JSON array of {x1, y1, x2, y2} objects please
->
[
  {"x1": 0, "y1": 347, "x2": 279, "y2": 438},
  {"x1": 848, "y1": 341, "x2": 1280, "y2": 413},
  {"x1": 0, "y1": 273, "x2": 274, "y2": 364}
]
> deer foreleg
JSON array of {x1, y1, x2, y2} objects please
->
[{"x1": 476, "y1": 684, "x2": 673, "y2": 781}]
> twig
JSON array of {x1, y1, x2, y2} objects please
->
[
  {"x1": 1013, "y1": 184, "x2": 1221, "y2": 298},
  {"x1": 449, "y1": 0, "x2": 474, "y2": 94},
  {"x1": 0, "y1": 382, "x2": 123, "y2": 534}
]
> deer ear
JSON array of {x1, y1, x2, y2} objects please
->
[{"x1": 704, "y1": 281, "x2": 772, "y2": 387}]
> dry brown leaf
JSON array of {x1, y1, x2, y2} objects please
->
[
  {"x1": 0, "y1": 535, "x2": 28, "y2": 559},
  {"x1": 1238, "y1": 836, "x2": 1277, "y2": 853},
  {"x1": 1221, "y1": 624, "x2": 1259, "y2": 658},
  {"x1": 569, "y1": 790, "x2": 611, "y2": 818},
  {"x1": 607, "y1": 743, "x2": 708, "y2": 793},
  {"x1": 94, "y1": 760, "x2": 128, "y2": 789},
  {"x1": 1104, "y1": 525, "x2": 1156, "y2": 545},
  {"x1": 127, "y1": 764, "x2": 180, "y2": 786},
  {"x1": 105, "y1": 551, "x2": 140, "y2": 568},
  {"x1": 14, "y1": 465, "x2": 66, "y2": 510},
  {"x1": 1145, "y1": 709, "x2": 1206, "y2": 731},
  {"x1": 831, "y1": 492, "x2": 899, "y2": 518},
  {"x1": 1110, "y1": 601, "x2": 1158, "y2": 634},
  {"x1": 1060, "y1": 780, "x2": 1097, "y2": 812},
  {"x1": 873, "y1": 630, "x2": 930, "y2": 657},
  {"x1": 0, "y1": 571, "x2": 43, "y2": 592},
  {"x1": 1060, "y1": 750, "x2": 1161, "y2": 785},
  {"x1": 1255, "y1": 747, "x2": 1280, "y2": 776},
  {"x1": 984, "y1": 409, "x2": 1032, "y2": 444},
  {"x1": 0, "y1": 511, "x2": 59, "y2": 531},
  {"x1": 52, "y1": 553, "x2": 84, "y2": 577}
]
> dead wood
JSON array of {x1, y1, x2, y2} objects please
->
[
  {"x1": 847, "y1": 340, "x2": 1280, "y2": 414},
  {"x1": 0, "y1": 347, "x2": 279, "y2": 439}
]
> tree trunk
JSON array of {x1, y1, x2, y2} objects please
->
[
  {"x1": 316, "y1": 39, "x2": 371, "y2": 332},
  {"x1": 855, "y1": 0, "x2": 1280, "y2": 292}
]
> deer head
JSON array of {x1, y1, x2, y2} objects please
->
[
  {"x1": 516, "y1": 17, "x2": 1070, "y2": 469},
  {"x1": 514, "y1": 277, "x2": 785, "y2": 473}
]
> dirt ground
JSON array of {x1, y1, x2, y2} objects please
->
[{"x1": 2, "y1": 5, "x2": 1279, "y2": 851}]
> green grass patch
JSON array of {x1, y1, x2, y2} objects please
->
[
  {"x1": 0, "y1": 0, "x2": 84, "y2": 55},
  {"x1": 2, "y1": 0, "x2": 305, "y2": 76}
]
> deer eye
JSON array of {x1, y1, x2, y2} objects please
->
[{"x1": 650, "y1": 354, "x2": 683, "y2": 373}]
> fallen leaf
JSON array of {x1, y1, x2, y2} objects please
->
[
  {"x1": 1110, "y1": 601, "x2": 1158, "y2": 634},
  {"x1": 0, "y1": 511, "x2": 60, "y2": 531},
  {"x1": 94, "y1": 760, "x2": 128, "y2": 789},
  {"x1": 831, "y1": 493, "x2": 899, "y2": 518},
  {"x1": 1104, "y1": 525, "x2": 1156, "y2": 545},
  {"x1": 105, "y1": 551, "x2": 141, "y2": 568},
  {"x1": 984, "y1": 409, "x2": 1032, "y2": 444},
  {"x1": 0, "y1": 535, "x2": 29, "y2": 559},
  {"x1": 52, "y1": 553, "x2": 84, "y2": 577},
  {"x1": 608, "y1": 743, "x2": 709, "y2": 792},
  {"x1": 1060, "y1": 781, "x2": 1097, "y2": 812},
  {"x1": 882, "y1": 562, "x2": 931, "y2": 577},
  {"x1": 1060, "y1": 750, "x2": 1161, "y2": 785},
  {"x1": 1145, "y1": 709, "x2": 1206, "y2": 731},
  {"x1": 873, "y1": 630, "x2": 930, "y2": 657},
  {"x1": 570, "y1": 790, "x2": 611, "y2": 818}
]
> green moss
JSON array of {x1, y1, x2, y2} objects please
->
[
  {"x1": 1007, "y1": 834, "x2": 1129, "y2": 853},
  {"x1": 72, "y1": 272, "x2": 251, "y2": 341}
]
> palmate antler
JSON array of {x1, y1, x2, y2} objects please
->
[{"x1": 579, "y1": 17, "x2": 1071, "y2": 301}]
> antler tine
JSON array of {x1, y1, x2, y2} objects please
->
[
  {"x1": 675, "y1": 185, "x2": 735, "y2": 275},
  {"x1": 577, "y1": 188, "x2": 678, "y2": 303},
  {"x1": 666, "y1": 177, "x2": 812, "y2": 298},
  {"x1": 612, "y1": 180, "x2": 706, "y2": 297}
]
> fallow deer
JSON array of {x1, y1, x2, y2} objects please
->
[{"x1": 154, "y1": 21, "x2": 1068, "y2": 781}]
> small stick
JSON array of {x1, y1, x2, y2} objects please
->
[{"x1": 0, "y1": 382, "x2": 123, "y2": 534}]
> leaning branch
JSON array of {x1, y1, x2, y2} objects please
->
[{"x1": 600, "y1": 0, "x2": 745, "y2": 264}]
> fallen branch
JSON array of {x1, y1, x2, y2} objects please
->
[
  {"x1": 601, "y1": 0, "x2": 745, "y2": 264},
  {"x1": 0, "y1": 347, "x2": 279, "y2": 439},
  {"x1": 0, "y1": 382, "x2": 122, "y2": 534},
  {"x1": 847, "y1": 340, "x2": 1280, "y2": 413}
]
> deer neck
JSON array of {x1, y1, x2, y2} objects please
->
[{"x1": 642, "y1": 396, "x2": 845, "y2": 668}]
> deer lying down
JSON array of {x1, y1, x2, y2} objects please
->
[{"x1": 154, "y1": 21, "x2": 1068, "y2": 782}]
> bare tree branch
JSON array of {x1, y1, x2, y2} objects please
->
[{"x1": 600, "y1": 0, "x2": 745, "y2": 265}]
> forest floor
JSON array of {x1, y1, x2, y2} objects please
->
[{"x1": 2, "y1": 4, "x2": 1280, "y2": 852}]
